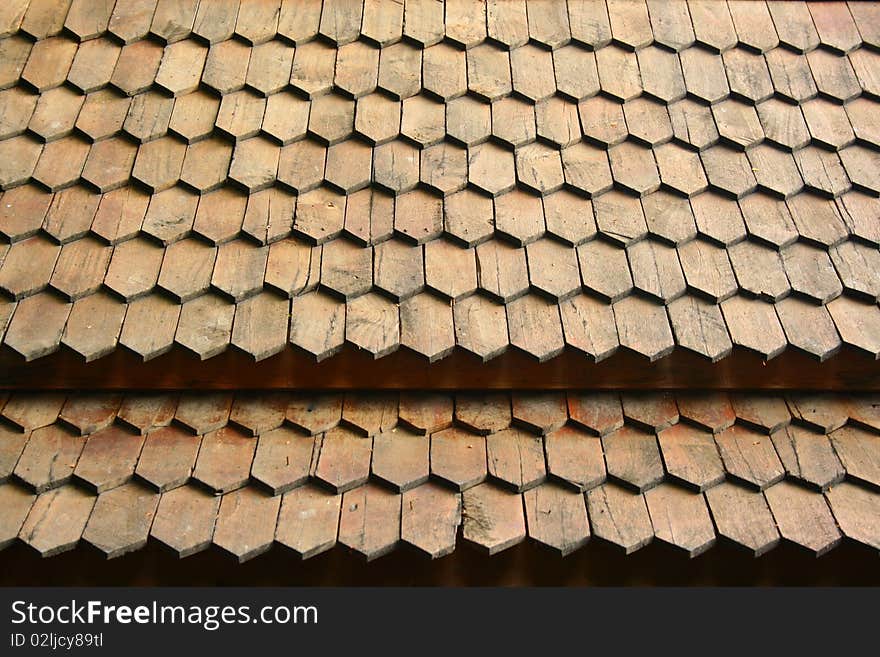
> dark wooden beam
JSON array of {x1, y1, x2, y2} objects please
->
[{"x1": 1, "y1": 345, "x2": 877, "y2": 390}]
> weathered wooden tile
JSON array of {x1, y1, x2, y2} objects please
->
[
  {"x1": 638, "y1": 45, "x2": 685, "y2": 102},
  {"x1": 431, "y1": 427, "x2": 487, "y2": 491},
  {"x1": 213, "y1": 486, "x2": 281, "y2": 563},
  {"x1": 174, "y1": 393, "x2": 233, "y2": 435},
  {"x1": 179, "y1": 138, "x2": 232, "y2": 193},
  {"x1": 313, "y1": 426, "x2": 372, "y2": 493},
  {"x1": 150, "y1": 485, "x2": 219, "y2": 557},
  {"x1": 167, "y1": 295, "x2": 230, "y2": 358},
  {"x1": 566, "y1": 392, "x2": 623, "y2": 437},
  {"x1": 111, "y1": 39, "x2": 164, "y2": 97},
  {"x1": 397, "y1": 393, "x2": 453, "y2": 436},
  {"x1": 771, "y1": 424, "x2": 844, "y2": 491},
  {"x1": 781, "y1": 243, "x2": 843, "y2": 304},
  {"x1": 19, "y1": 486, "x2": 95, "y2": 557},
  {"x1": 850, "y1": 48, "x2": 880, "y2": 98},
  {"x1": 73, "y1": 425, "x2": 144, "y2": 493},
  {"x1": 338, "y1": 483, "x2": 401, "y2": 561},
  {"x1": 34, "y1": 176, "x2": 98, "y2": 240},
  {"x1": 0, "y1": 235, "x2": 59, "y2": 300},
  {"x1": 423, "y1": 240, "x2": 476, "y2": 301},
  {"x1": 341, "y1": 393, "x2": 397, "y2": 437},
  {"x1": 354, "y1": 94, "x2": 400, "y2": 145},
  {"x1": 486, "y1": 427, "x2": 546, "y2": 492},
  {"x1": 511, "y1": 393, "x2": 567, "y2": 436},
  {"x1": 0, "y1": 423, "x2": 30, "y2": 482},
  {"x1": 192, "y1": 426, "x2": 255, "y2": 495},
  {"x1": 526, "y1": 239, "x2": 580, "y2": 301},
  {"x1": 602, "y1": 425, "x2": 664, "y2": 493},
  {"x1": 453, "y1": 293, "x2": 508, "y2": 362},
  {"x1": 586, "y1": 482, "x2": 652, "y2": 554},
  {"x1": 228, "y1": 137, "x2": 280, "y2": 192},
  {"x1": 168, "y1": 91, "x2": 220, "y2": 144},
  {"x1": 0, "y1": 484, "x2": 35, "y2": 549},
  {"x1": 544, "y1": 424, "x2": 605, "y2": 492},
  {"x1": 32, "y1": 136, "x2": 89, "y2": 192},
  {"x1": 627, "y1": 239, "x2": 686, "y2": 302},
  {"x1": 150, "y1": 0, "x2": 197, "y2": 43},
  {"x1": 0, "y1": 136, "x2": 42, "y2": 190},
  {"x1": 4, "y1": 292, "x2": 71, "y2": 361},
  {"x1": 845, "y1": 396, "x2": 880, "y2": 435},
  {"x1": 211, "y1": 240, "x2": 269, "y2": 302},
  {"x1": 826, "y1": 482, "x2": 880, "y2": 551},
  {"x1": 376, "y1": 41, "x2": 421, "y2": 100},
  {"x1": 705, "y1": 481, "x2": 780, "y2": 556},
  {"x1": 334, "y1": 41, "x2": 379, "y2": 99},
  {"x1": 467, "y1": 141, "x2": 515, "y2": 197},
  {"x1": 67, "y1": 39, "x2": 122, "y2": 93},
  {"x1": 58, "y1": 394, "x2": 120, "y2": 436},
  {"x1": 668, "y1": 294, "x2": 733, "y2": 362},
  {"x1": 373, "y1": 239, "x2": 423, "y2": 302},
  {"x1": 234, "y1": 0, "x2": 280, "y2": 44},
  {"x1": 202, "y1": 39, "x2": 250, "y2": 94},
  {"x1": 491, "y1": 96, "x2": 535, "y2": 149},
  {"x1": 50, "y1": 237, "x2": 112, "y2": 301},
  {"x1": 289, "y1": 39, "x2": 336, "y2": 98},
  {"x1": 607, "y1": 0, "x2": 652, "y2": 49},
  {"x1": 0, "y1": 35, "x2": 31, "y2": 90},
  {"x1": 646, "y1": 0, "x2": 694, "y2": 50},
  {"x1": 372, "y1": 427, "x2": 430, "y2": 492},
  {"x1": 0, "y1": 185, "x2": 52, "y2": 242},
  {"x1": 134, "y1": 425, "x2": 200, "y2": 492},
  {"x1": 676, "y1": 393, "x2": 736, "y2": 434},
  {"x1": 809, "y1": 1, "x2": 861, "y2": 53},
  {"x1": 507, "y1": 294, "x2": 565, "y2": 362},
  {"x1": 285, "y1": 394, "x2": 343, "y2": 436},
  {"x1": 576, "y1": 240, "x2": 631, "y2": 303},
  {"x1": 14, "y1": 424, "x2": 85, "y2": 492},
  {"x1": 115, "y1": 394, "x2": 176, "y2": 436},
  {"x1": 827, "y1": 296, "x2": 880, "y2": 358},
  {"x1": 678, "y1": 239, "x2": 737, "y2": 302},
  {"x1": 657, "y1": 422, "x2": 725, "y2": 491},
  {"x1": 61, "y1": 292, "x2": 125, "y2": 363},
  {"x1": 231, "y1": 293, "x2": 289, "y2": 362},
  {"x1": 524, "y1": 482, "x2": 589, "y2": 556},
  {"x1": 289, "y1": 291, "x2": 346, "y2": 360},
  {"x1": 593, "y1": 190, "x2": 648, "y2": 246},
  {"x1": 645, "y1": 483, "x2": 715, "y2": 557},
  {"x1": 275, "y1": 484, "x2": 341, "y2": 559},
  {"x1": 776, "y1": 297, "x2": 842, "y2": 362},
  {"x1": 155, "y1": 40, "x2": 206, "y2": 97},
  {"x1": 614, "y1": 295, "x2": 675, "y2": 361},
  {"x1": 828, "y1": 425, "x2": 880, "y2": 488},
  {"x1": 737, "y1": 195, "x2": 797, "y2": 251},
  {"x1": 808, "y1": 47, "x2": 860, "y2": 102},
  {"x1": 394, "y1": 189, "x2": 443, "y2": 244},
  {"x1": 155, "y1": 238, "x2": 215, "y2": 303},
  {"x1": 131, "y1": 137, "x2": 185, "y2": 192},
  {"x1": 680, "y1": 47, "x2": 729, "y2": 103},
  {"x1": 400, "y1": 94, "x2": 444, "y2": 146},
  {"x1": 118, "y1": 295, "x2": 180, "y2": 361},
  {"x1": 767, "y1": 0, "x2": 820, "y2": 53},
  {"x1": 462, "y1": 482, "x2": 525, "y2": 555},
  {"x1": 596, "y1": 45, "x2": 641, "y2": 101},
  {"x1": 21, "y1": 36, "x2": 77, "y2": 92},
  {"x1": 215, "y1": 90, "x2": 266, "y2": 142},
  {"x1": 794, "y1": 147, "x2": 851, "y2": 198},
  {"x1": 568, "y1": 0, "x2": 611, "y2": 47},
  {"x1": 400, "y1": 293, "x2": 455, "y2": 362},
  {"x1": 715, "y1": 424, "x2": 785, "y2": 490},
  {"x1": 730, "y1": 393, "x2": 791, "y2": 434},
  {"x1": 578, "y1": 95, "x2": 627, "y2": 147},
  {"x1": 764, "y1": 481, "x2": 841, "y2": 556},
  {"x1": 345, "y1": 292, "x2": 399, "y2": 358},
  {"x1": 668, "y1": 98, "x2": 719, "y2": 150},
  {"x1": 401, "y1": 482, "x2": 460, "y2": 559},
  {"x1": 720, "y1": 296, "x2": 788, "y2": 360},
  {"x1": 831, "y1": 241, "x2": 880, "y2": 303},
  {"x1": 82, "y1": 482, "x2": 159, "y2": 558},
  {"x1": 192, "y1": 0, "x2": 239, "y2": 43}
]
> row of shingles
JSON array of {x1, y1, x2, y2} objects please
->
[
  {"x1": 3, "y1": 8, "x2": 880, "y2": 195},
  {"x1": 1, "y1": 222, "x2": 880, "y2": 363},
  {"x1": 4, "y1": 41, "x2": 879, "y2": 196},
  {"x1": 6, "y1": 1, "x2": 878, "y2": 54},
  {"x1": 0, "y1": 390, "x2": 877, "y2": 559}
]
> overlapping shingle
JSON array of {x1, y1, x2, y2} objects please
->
[{"x1": 0, "y1": 1, "x2": 877, "y2": 370}]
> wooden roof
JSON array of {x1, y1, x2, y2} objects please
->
[
  {"x1": 1, "y1": 390, "x2": 878, "y2": 561},
  {"x1": 0, "y1": 1, "x2": 879, "y2": 372}
]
